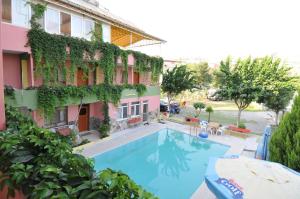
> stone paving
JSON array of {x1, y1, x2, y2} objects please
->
[{"x1": 75, "y1": 121, "x2": 259, "y2": 199}]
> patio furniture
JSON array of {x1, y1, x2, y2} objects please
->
[
  {"x1": 216, "y1": 126, "x2": 226, "y2": 136},
  {"x1": 207, "y1": 122, "x2": 220, "y2": 135},
  {"x1": 200, "y1": 120, "x2": 208, "y2": 132},
  {"x1": 128, "y1": 117, "x2": 142, "y2": 127},
  {"x1": 55, "y1": 126, "x2": 72, "y2": 136},
  {"x1": 185, "y1": 117, "x2": 200, "y2": 136},
  {"x1": 205, "y1": 155, "x2": 300, "y2": 199}
]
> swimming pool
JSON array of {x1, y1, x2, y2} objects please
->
[{"x1": 94, "y1": 128, "x2": 229, "y2": 199}]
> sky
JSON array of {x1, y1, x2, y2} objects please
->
[{"x1": 99, "y1": 0, "x2": 300, "y2": 67}]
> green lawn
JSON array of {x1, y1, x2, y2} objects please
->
[{"x1": 169, "y1": 107, "x2": 250, "y2": 126}]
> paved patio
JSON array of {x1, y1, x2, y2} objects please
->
[{"x1": 74, "y1": 121, "x2": 259, "y2": 199}]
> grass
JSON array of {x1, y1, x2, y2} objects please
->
[
  {"x1": 169, "y1": 107, "x2": 248, "y2": 126},
  {"x1": 167, "y1": 91, "x2": 264, "y2": 111}
]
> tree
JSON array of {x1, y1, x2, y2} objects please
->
[
  {"x1": 269, "y1": 93, "x2": 300, "y2": 172},
  {"x1": 193, "y1": 102, "x2": 205, "y2": 117},
  {"x1": 216, "y1": 57, "x2": 261, "y2": 126},
  {"x1": 256, "y1": 57, "x2": 297, "y2": 125},
  {"x1": 161, "y1": 65, "x2": 196, "y2": 111},
  {"x1": 188, "y1": 62, "x2": 212, "y2": 89},
  {"x1": 205, "y1": 106, "x2": 214, "y2": 122}
]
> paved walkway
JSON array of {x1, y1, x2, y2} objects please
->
[{"x1": 75, "y1": 121, "x2": 259, "y2": 199}]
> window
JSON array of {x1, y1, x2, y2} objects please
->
[
  {"x1": 60, "y1": 12, "x2": 71, "y2": 36},
  {"x1": 12, "y1": 0, "x2": 30, "y2": 27},
  {"x1": 83, "y1": 19, "x2": 94, "y2": 40},
  {"x1": 118, "y1": 103, "x2": 128, "y2": 119},
  {"x1": 71, "y1": 15, "x2": 83, "y2": 38},
  {"x1": 45, "y1": 8, "x2": 59, "y2": 34},
  {"x1": 2, "y1": 0, "x2": 30, "y2": 27},
  {"x1": 133, "y1": 72, "x2": 140, "y2": 84},
  {"x1": 2, "y1": 0, "x2": 12, "y2": 23},
  {"x1": 131, "y1": 102, "x2": 140, "y2": 116},
  {"x1": 31, "y1": 6, "x2": 44, "y2": 28},
  {"x1": 102, "y1": 23, "x2": 111, "y2": 43},
  {"x1": 45, "y1": 107, "x2": 67, "y2": 128}
]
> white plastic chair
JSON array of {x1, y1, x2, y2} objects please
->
[{"x1": 216, "y1": 126, "x2": 226, "y2": 136}]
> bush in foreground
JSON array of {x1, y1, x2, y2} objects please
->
[
  {"x1": 269, "y1": 93, "x2": 300, "y2": 172},
  {"x1": 0, "y1": 106, "x2": 156, "y2": 199}
]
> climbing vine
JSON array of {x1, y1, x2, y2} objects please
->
[
  {"x1": 28, "y1": 2, "x2": 161, "y2": 134},
  {"x1": 36, "y1": 84, "x2": 146, "y2": 119}
]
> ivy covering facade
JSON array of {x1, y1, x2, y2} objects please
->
[{"x1": 27, "y1": 3, "x2": 163, "y2": 133}]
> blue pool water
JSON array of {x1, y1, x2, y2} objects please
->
[{"x1": 94, "y1": 129, "x2": 229, "y2": 199}]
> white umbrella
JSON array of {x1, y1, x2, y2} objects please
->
[{"x1": 205, "y1": 155, "x2": 300, "y2": 199}]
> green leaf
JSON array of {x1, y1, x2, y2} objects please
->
[{"x1": 11, "y1": 154, "x2": 34, "y2": 163}]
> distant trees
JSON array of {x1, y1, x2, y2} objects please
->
[
  {"x1": 215, "y1": 56, "x2": 298, "y2": 126},
  {"x1": 216, "y1": 57, "x2": 261, "y2": 126},
  {"x1": 161, "y1": 65, "x2": 196, "y2": 111},
  {"x1": 187, "y1": 62, "x2": 212, "y2": 89},
  {"x1": 256, "y1": 57, "x2": 297, "y2": 125},
  {"x1": 269, "y1": 93, "x2": 300, "y2": 172}
]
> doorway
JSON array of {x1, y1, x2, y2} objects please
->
[
  {"x1": 133, "y1": 72, "x2": 140, "y2": 84},
  {"x1": 77, "y1": 69, "x2": 88, "y2": 86},
  {"x1": 143, "y1": 101, "x2": 148, "y2": 122},
  {"x1": 78, "y1": 104, "x2": 89, "y2": 132}
]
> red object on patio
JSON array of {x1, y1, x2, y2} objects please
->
[
  {"x1": 128, "y1": 117, "x2": 141, "y2": 124},
  {"x1": 56, "y1": 127, "x2": 72, "y2": 136},
  {"x1": 185, "y1": 117, "x2": 199, "y2": 123},
  {"x1": 228, "y1": 125, "x2": 252, "y2": 133}
]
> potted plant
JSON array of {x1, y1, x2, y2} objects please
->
[
  {"x1": 193, "y1": 102, "x2": 205, "y2": 118},
  {"x1": 205, "y1": 106, "x2": 214, "y2": 122}
]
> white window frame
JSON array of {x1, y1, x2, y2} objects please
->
[
  {"x1": 117, "y1": 103, "x2": 128, "y2": 120},
  {"x1": 8, "y1": 0, "x2": 31, "y2": 28},
  {"x1": 44, "y1": 7, "x2": 60, "y2": 34},
  {"x1": 83, "y1": 18, "x2": 94, "y2": 41},
  {"x1": 71, "y1": 14, "x2": 83, "y2": 38},
  {"x1": 44, "y1": 107, "x2": 68, "y2": 128},
  {"x1": 131, "y1": 102, "x2": 141, "y2": 117},
  {"x1": 102, "y1": 23, "x2": 111, "y2": 43}
]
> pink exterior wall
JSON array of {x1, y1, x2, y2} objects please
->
[
  {"x1": 114, "y1": 67, "x2": 123, "y2": 84},
  {"x1": 140, "y1": 72, "x2": 151, "y2": 85},
  {"x1": 0, "y1": 1, "x2": 6, "y2": 130},
  {"x1": 32, "y1": 110, "x2": 44, "y2": 127},
  {"x1": 68, "y1": 105, "x2": 78, "y2": 122},
  {"x1": 109, "y1": 95, "x2": 160, "y2": 119},
  {"x1": 128, "y1": 67, "x2": 134, "y2": 84},
  {"x1": 3, "y1": 53, "x2": 22, "y2": 89},
  {"x1": 1, "y1": 23, "x2": 30, "y2": 53},
  {"x1": 90, "y1": 102, "x2": 104, "y2": 120},
  {"x1": 116, "y1": 54, "x2": 134, "y2": 66}
]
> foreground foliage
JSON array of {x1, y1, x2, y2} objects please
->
[
  {"x1": 0, "y1": 106, "x2": 157, "y2": 199},
  {"x1": 269, "y1": 93, "x2": 300, "y2": 172}
]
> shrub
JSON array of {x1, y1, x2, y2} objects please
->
[
  {"x1": 205, "y1": 106, "x2": 214, "y2": 122},
  {"x1": 238, "y1": 123, "x2": 246, "y2": 129},
  {"x1": 193, "y1": 102, "x2": 205, "y2": 117},
  {"x1": 0, "y1": 106, "x2": 156, "y2": 198},
  {"x1": 269, "y1": 93, "x2": 300, "y2": 172},
  {"x1": 193, "y1": 102, "x2": 205, "y2": 110}
]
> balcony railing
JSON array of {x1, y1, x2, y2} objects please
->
[{"x1": 5, "y1": 86, "x2": 160, "y2": 110}]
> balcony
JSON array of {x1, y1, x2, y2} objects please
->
[{"x1": 5, "y1": 86, "x2": 160, "y2": 110}]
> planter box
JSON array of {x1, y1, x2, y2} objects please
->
[{"x1": 228, "y1": 125, "x2": 252, "y2": 133}]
